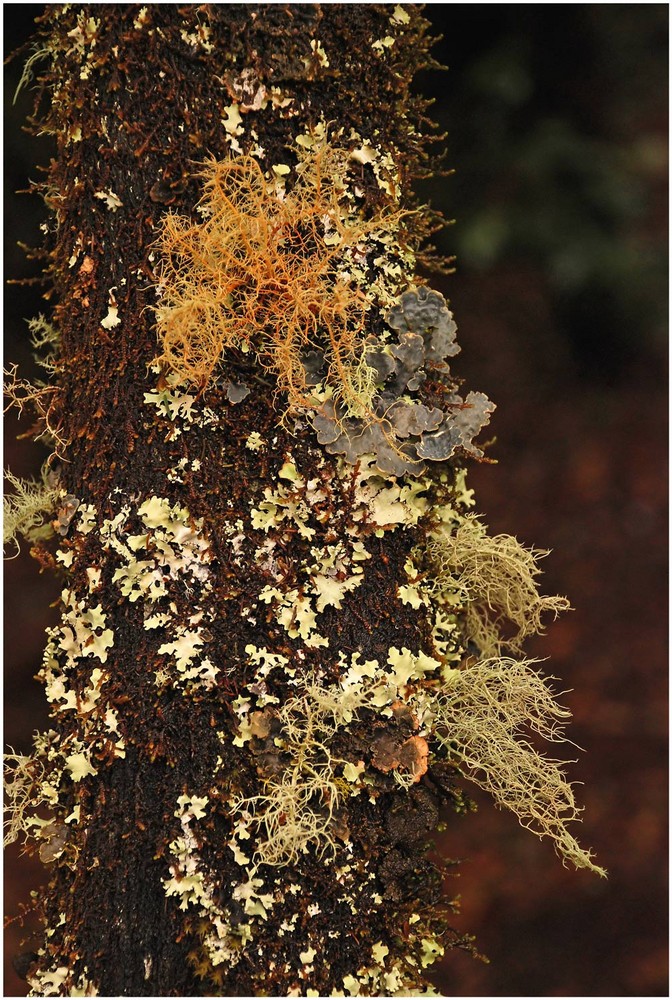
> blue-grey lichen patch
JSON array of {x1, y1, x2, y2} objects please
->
[
  {"x1": 313, "y1": 403, "x2": 424, "y2": 477},
  {"x1": 223, "y1": 380, "x2": 251, "y2": 403},
  {"x1": 387, "y1": 286, "x2": 459, "y2": 364},
  {"x1": 386, "y1": 400, "x2": 444, "y2": 438},
  {"x1": 416, "y1": 391, "x2": 495, "y2": 462},
  {"x1": 310, "y1": 287, "x2": 495, "y2": 477}
]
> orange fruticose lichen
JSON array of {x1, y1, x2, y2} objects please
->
[{"x1": 153, "y1": 143, "x2": 405, "y2": 415}]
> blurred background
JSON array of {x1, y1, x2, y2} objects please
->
[{"x1": 4, "y1": 5, "x2": 668, "y2": 997}]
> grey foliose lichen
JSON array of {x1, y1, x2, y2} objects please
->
[
  {"x1": 310, "y1": 287, "x2": 495, "y2": 477},
  {"x1": 388, "y1": 285, "x2": 460, "y2": 365}
]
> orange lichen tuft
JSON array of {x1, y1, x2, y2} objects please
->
[{"x1": 153, "y1": 143, "x2": 405, "y2": 416}]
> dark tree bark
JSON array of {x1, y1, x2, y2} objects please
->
[{"x1": 6, "y1": 5, "x2": 601, "y2": 997}]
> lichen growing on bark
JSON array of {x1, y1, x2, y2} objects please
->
[
  {"x1": 3, "y1": 466, "x2": 59, "y2": 556},
  {"x1": 6, "y1": 6, "x2": 601, "y2": 998},
  {"x1": 153, "y1": 143, "x2": 404, "y2": 416}
]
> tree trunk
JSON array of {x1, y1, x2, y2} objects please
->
[{"x1": 7, "y1": 4, "x2": 601, "y2": 997}]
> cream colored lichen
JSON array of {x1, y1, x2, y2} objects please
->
[
  {"x1": 231, "y1": 680, "x2": 382, "y2": 867},
  {"x1": 3, "y1": 749, "x2": 48, "y2": 847},
  {"x1": 3, "y1": 467, "x2": 59, "y2": 557},
  {"x1": 27, "y1": 964, "x2": 98, "y2": 998},
  {"x1": 163, "y1": 794, "x2": 277, "y2": 970},
  {"x1": 100, "y1": 493, "x2": 217, "y2": 689},
  {"x1": 432, "y1": 658, "x2": 605, "y2": 875},
  {"x1": 425, "y1": 512, "x2": 570, "y2": 654}
]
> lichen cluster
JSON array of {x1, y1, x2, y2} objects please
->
[
  {"x1": 7, "y1": 5, "x2": 602, "y2": 998},
  {"x1": 11, "y1": 368, "x2": 603, "y2": 999},
  {"x1": 3, "y1": 466, "x2": 59, "y2": 557},
  {"x1": 154, "y1": 145, "x2": 495, "y2": 477},
  {"x1": 312, "y1": 287, "x2": 495, "y2": 476},
  {"x1": 154, "y1": 138, "x2": 408, "y2": 418}
]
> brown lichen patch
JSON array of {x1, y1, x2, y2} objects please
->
[{"x1": 397, "y1": 735, "x2": 429, "y2": 782}]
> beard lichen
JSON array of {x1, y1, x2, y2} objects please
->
[
  {"x1": 3, "y1": 748, "x2": 48, "y2": 849},
  {"x1": 230, "y1": 680, "x2": 375, "y2": 868},
  {"x1": 153, "y1": 140, "x2": 407, "y2": 418},
  {"x1": 433, "y1": 658, "x2": 605, "y2": 875},
  {"x1": 3, "y1": 466, "x2": 60, "y2": 558},
  {"x1": 424, "y1": 512, "x2": 571, "y2": 655}
]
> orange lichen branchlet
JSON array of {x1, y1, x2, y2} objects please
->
[{"x1": 153, "y1": 143, "x2": 406, "y2": 417}]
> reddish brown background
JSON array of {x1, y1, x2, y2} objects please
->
[{"x1": 4, "y1": 6, "x2": 668, "y2": 997}]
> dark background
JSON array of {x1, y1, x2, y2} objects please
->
[{"x1": 4, "y1": 5, "x2": 668, "y2": 997}]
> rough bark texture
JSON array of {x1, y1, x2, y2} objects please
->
[
  {"x1": 13, "y1": 6, "x2": 469, "y2": 997},
  {"x1": 7, "y1": 5, "x2": 600, "y2": 997}
]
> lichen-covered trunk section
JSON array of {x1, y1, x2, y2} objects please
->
[
  {"x1": 21, "y1": 6, "x2": 471, "y2": 997},
  {"x1": 11, "y1": 3, "x2": 601, "y2": 997}
]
